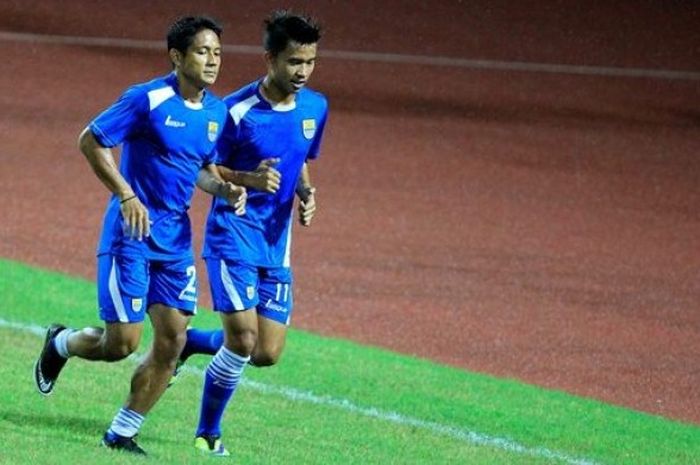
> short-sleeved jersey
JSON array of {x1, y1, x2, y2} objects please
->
[
  {"x1": 91, "y1": 73, "x2": 227, "y2": 261},
  {"x1": 203, "y1": 79, "x2": 329, "y2": 267}
]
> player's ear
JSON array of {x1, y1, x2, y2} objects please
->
[
  {"x1": 169, "y1": 48, "x2": 182, "y2": 68},
  {"x1": 263, "y1": 51, "x2": 274, "y2": 68}
]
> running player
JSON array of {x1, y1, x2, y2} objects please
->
[
  {"x1": 179, "y1": 10, "x2": 328, "y2": 456},
  {"x1": 32, "y1": 15, "x2": 246, "y2": 455}
]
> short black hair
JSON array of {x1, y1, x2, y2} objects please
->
[
  {"x1": 167, "y1": 16, "x2": 222, "y2": 53},
  {"x1": 263, "y1": 10, "x2": 321, "y2": 55}
]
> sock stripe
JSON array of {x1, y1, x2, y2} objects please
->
[
  {"x1": 207, "y1": 367, "x2": 243, "y2": 388},
  {"x1": 206, "y1": 347, "x2": 249, "y2": 389},
  {"x1": 215, "y1": 346, "x2": 250, "y2": 369},
  {"x1": 109, "y1": 407, "x2": 145, "y2": 438}
]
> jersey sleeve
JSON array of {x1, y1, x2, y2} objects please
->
[
  {"x1": 89, "y1": 85, "x2": 147, "y2": 148},
  {"x1": 213, "y1": 111, "x2": 241, "y2": 165},
  {"x1": 306, "y1": 98, "x2": 328, "y2": 161},
  {"x1": 202, "y1": 124, "x2": 221, "y2": 166}
]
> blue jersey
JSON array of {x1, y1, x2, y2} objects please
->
[
  {"x1": 203, "y1": 79, "x2": 328, "y2": 266},
  {"x1": 90, "y1": 73, "x2": 227, "y2": 260}
]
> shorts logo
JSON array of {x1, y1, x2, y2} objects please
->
[
  {"x1": 207, "y1": 121, "x2": 219, "y2": 142},
  {"x1": 131, "y1": 298, "x2": 143, "y2": 313},
  {"x1": 265, "y1": 299, "x2": 287, "y2": 313},
  {"x1": 246, "y1": 286, "x2": 255, "y2": 299},
  {"x1": 302, "y1": 119, "x2": 316, "y2": 140}
]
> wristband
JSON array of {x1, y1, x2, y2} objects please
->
[
  {"x1": 120, "y1": 195, "x2": 137, "y2": 204},
  {"x1": 299, "y1": 186, "x2": 315, "y2": 198}
]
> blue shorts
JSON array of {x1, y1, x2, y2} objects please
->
[
  {"x1": 97, "y1": 254, "x2": 198, "y2": 323},
  {"x1": 205, "y1": 258, "x2": 293, "y2": 325}
]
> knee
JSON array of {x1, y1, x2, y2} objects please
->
[
  {"x1": 252, "y1": 344, "x2": 283, "y2": 367},
  {"x1": 161, "y1": 330, "x2": 187, "y2": 354},
  {"x1": 102, "y1": 340, "x2": 138, "y2": 361},
  {"x1": 227, "y1": 329, "x2": 257, "y2": 357},
  {"x1": 153, "y1": 331, "x2": 187, "y2": 365},
  {"x1": 102, "y1": 323, "x2": 142, "y2": 361}
]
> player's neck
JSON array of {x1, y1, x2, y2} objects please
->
[
  {"x1": 176, "y1": 73, "x2": 206, "y2": 103},
  {"x1": 260, "y1": 76, "x2": 295, "y2": 106}
]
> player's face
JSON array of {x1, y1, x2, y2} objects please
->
[
  {"x1": 267, "y1": 41, "x2": 317, "y2": 96},
  {"x1": 178, "y1": 29, "x2": 222, "y2": 89}
]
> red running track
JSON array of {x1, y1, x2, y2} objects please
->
[{"x1": 1, "y1": 1, "x2": 699, "y2": 424}]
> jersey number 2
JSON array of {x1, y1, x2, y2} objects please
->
[{"x1": 179, "y1": 266, "x2": 197, "y2": 302}]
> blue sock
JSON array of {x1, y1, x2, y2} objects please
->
[
  {"x1": 196, "y1": 346, "x2": 249, "y2": 437},
  {"x1": 182, "y1": 328, "x2": 224, "y2": 361}
]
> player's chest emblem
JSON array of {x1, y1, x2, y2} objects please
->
[
  {"x1": 207, "y1": 121, "x2": 219, "y2": 142},
  {"x1": 302, "y1": 118, "x2": 316, "y2": 140}
]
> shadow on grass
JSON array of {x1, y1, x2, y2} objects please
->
[
  {"x1": 0, "y1": 409, "x2": 105, "y2": 437},
  {"x1": 0, "y1": 407, "x2": 185, "y2": 448}
]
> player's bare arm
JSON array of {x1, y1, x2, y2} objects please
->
[
  {"x1": 217, "y1": 158, "x2": 281, "y2": 193},
  {"x1": 197, "y1": 164, "x2": 247, "y2": 216},
  {"x1": 296, "y1": 162, "x2": 316, "y2": 227},
  {"x1": 78, "y1": 127, "x2": 150, "y2": 240}
]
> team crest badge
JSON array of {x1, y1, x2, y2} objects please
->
[
  {"x1": 131, "y1": 298, "x2": 143, "y2": 313},
  {"x1": 302, "y1": 119, "x2": 316, "y2": 140},
  {"x1": 246, "y1": 286, "x2": 255, "y2": 299},
  {"x1": 207, "y1": 121, "x2": 219, "y2": 142}
]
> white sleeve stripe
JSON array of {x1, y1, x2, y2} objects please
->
[
  {"x1": 147, "y1": 86, "x2": 176, "y2": 110},
  {"x1": 108, "y1": 257, "x2": 129, "y2": 323},
  {"x1": 220, "y1": 259, "x2": 246, "y2": 310},
  {"x1": 229, "y1": 95, "x2": 260, "y2": 125}
]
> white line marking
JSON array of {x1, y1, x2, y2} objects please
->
[
  {"x1": 1, "y1": 30, "x2": 698, "y2": 81},
  {"x1": 3, "y1": 317, "x2": 602, "y2": 465}
]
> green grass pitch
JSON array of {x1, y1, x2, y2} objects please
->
[{"x1": 0, "y1": 258, "x2": 698, "y2": 465}]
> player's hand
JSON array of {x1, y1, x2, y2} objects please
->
[
  {"x1": 120, "y1": 194, "x2": 150, "y2": 240},
  {"x1": 220, "y1": 182, "x2": 247, "y2": 216},
  {"x1": 250, "y1": 158, "x2": 281, "y2": 193},
  {"x1": 298, "y1": 187, "x2": 316, "y2": 227}
]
